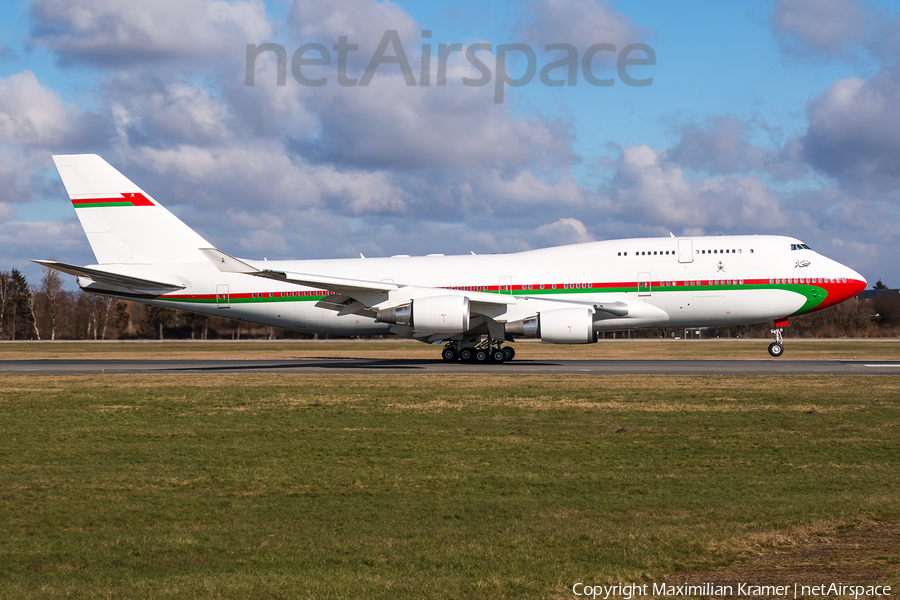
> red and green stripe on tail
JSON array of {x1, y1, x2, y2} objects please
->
[{"x1": 72, "y1": 193, "x2": 154, "y2": 208}]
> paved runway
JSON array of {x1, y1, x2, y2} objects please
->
[{"x1": 1, "y1": 358, "x2": 899, "y2": 375}]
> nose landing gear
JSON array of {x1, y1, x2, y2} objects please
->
[{"x1": 768, "y1": 326, "x2": 785, "y2": 357}]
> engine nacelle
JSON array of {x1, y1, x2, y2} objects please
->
[
  {"x1": 376, "y1": 295, "x2": 470, "y2": 334},
  {"x1": 506, "y1": 307, "x2": 596, "y2": 344},
  {"x1": 540, "y1": 307, "x2": 596, "y2": 344}
]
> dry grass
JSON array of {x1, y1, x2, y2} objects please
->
[{"x1": 665, "y1": 520, "x2": 900, "y2": 598}]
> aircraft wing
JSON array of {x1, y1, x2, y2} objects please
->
[
  {"x1": 32, "y1": 260, "x2": 186, "y2": 292},
  {"x1": 199, "y1": 248, "x2": 630, "y2": 339},
  {"x1": 200, "y1": 248, "x2": 519, "y2": 309}
]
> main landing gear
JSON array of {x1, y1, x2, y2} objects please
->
[
  {"x1": 441, "y1": 340, "x2": 515, "y2": 364},
  {"x1": 768, "y1": 327, "x2": 785, "y2": 357}
]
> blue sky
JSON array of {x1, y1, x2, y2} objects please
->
[{"x1": 1, "y1": 0, "x2": 899, "y2": 288}]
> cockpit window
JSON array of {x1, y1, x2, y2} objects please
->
[{"x1": 791, "y1": 243, "x2": 812, "y2": 251}]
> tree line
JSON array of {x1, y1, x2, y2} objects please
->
[
  {"x1": 0, "y1": 267, "x2": 251, "y2": 341},
  {"x1": 1, "y1": 267, "x2": 898, "y2": 340}
]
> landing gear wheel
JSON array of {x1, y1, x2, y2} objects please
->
[
  {"x1": 474, "y1": 349, "x2": 489, "y2": 363},
  {"x1": 490, "y1": 348, "x2": 506, "y2": 363},
  {"x1": 459, "y1": 347, "x2": 475, "y2": 362},
  {"x1": 768, "y1": 325, "x2": 786, "y2": 358},
  {"x1": 441, "y1": 346, "x2": 458, "y2": 362},
  {"x1": 502, "y1": 346, "x2": 516, "y2": 362}
]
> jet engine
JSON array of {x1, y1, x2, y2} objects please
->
[
  {"x1": 376, "y1": 295, "x2": 470, "y2": 334},
  {"x1": 505, "y1": 307, "x2": 597, "y2": 344}
]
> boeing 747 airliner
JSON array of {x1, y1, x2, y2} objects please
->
[{"x1": 36, "y1": 154, "x2": 867, "y2": 362}]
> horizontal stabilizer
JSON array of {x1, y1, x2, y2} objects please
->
[{"x1": 32, "y1": 260, "x2": 186, "y2": 292}]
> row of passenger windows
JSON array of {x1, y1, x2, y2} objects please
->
[
  {"x1": 249, "y1": 290, "x2": 328, "y2": 298},
  {"x1": 522, "y1": 283, "x2": 590, "y2": 290},
  {"x1": 772, "y1": 277, "x2": 845, "y2": 284},
  {"x1": 617, "y1": 248, "x2": 752, "y2": 256},
  {"x1": 617, "y1": 250, "x2": 677, "y2": 256},
  {"x1": 448, "y1": 279, "x2": 850, "y2": 291},
  {"x1": 636, "y1": 277, "x2": 847, "y2": 287},
  {"x1": 449, "y1": 283, "x2": 591, "y2": 291},
  {"x1": 455, "y1": 278, "x2": 849, "y2": 290}
]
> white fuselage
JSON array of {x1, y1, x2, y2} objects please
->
[{"x1": 80, "y1": 235, "x2": 867, "y2": 339}]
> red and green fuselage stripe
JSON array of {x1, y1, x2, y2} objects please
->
[{"x1": 83, "y1": 277, "x2": 864, "y2": 317}]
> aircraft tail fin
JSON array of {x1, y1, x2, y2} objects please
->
[{"x1": 52, "y1": 154, "x2": 213, "y2": 265}]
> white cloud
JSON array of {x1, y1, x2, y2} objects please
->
[
  {"x1": 0, "y1": 149, "x2": 37, "y2": 204},
  {"x1": 770, "y1": 0, "x2": 867, "y2": 59},
  {"x1": 108, "y1": 78, "x2": 236, "y2": 148},
  {"x1": 288, "y1": 77, "x2": 577, "y2": 170},
  {"x1": 0, "y1": 220, "x2": 87, "y2": 260},
  {"x1": 801, "y1": 67, "x2": 900, "y2": 188},
  {"x1": 0, "y1": 71, "x2": 103, "y2": 148},
  {"x1": 236, "y1": 229, "x2": 291, "y2": 255},
  {"x1": 516, "y1": 0, "x2": 645, "y2": 52},
  {"x1": 608, "y1": 145, "x2": 788, "y2": 232},
  {"x1": 30, "y1": 0, "x2": 272, "y2": 66},
  {"x1": 270, "y1": 1, "x2": 581, "y2": 171},
  {"x1": 668, "y1": 116, "x2": 805, "y2": 180},
  {"x1": 117, "y1": 144, "x2": 413, "y2": 218},
  {"x1": 227, "y1": 54, "x2": 321, "y2": 139},
  {"x1": 288, "y1": 0, "x2": 417, "y2": 65},
  {"x1": 534, "y1": 217, "x2": 593, "y2": 246}
]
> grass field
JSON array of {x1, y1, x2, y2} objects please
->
[
  {"x1": 2, "y1": 338, "x2": 900, "y2": 360},
  {"x1": 1, "y1": 374, "x2": 898, "y2": 598}
]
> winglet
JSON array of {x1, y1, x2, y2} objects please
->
[{"x1": 199, "y1": 248, "x2": 260, "y2": 274}]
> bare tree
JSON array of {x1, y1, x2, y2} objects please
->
[
  {"x1": 98, "y1": 296, "x2": 120, "y2": 339},
  {"x1": 39, "y1": 265, "x2": 64, "y2": 340},
  {"x1": 27, "y1": 290, "x2": 41, "y2": 340}
]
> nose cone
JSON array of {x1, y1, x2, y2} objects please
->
[
  {"x1": 848, "y1": 269, "x2": 867, "y2": 296},
  {"x1": 827, "y1": 266, "x2": 867, "y2": 308}
]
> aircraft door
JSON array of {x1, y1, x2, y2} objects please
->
[
  {"x1": 638, "y1": 272, "x2": 651, "y2": 296},
  {"x1": 499, "y1": 275, "x2": 512, "y2": 294},
  {"x1": 678, "y1": 239, "x2": 694, "y2": 263},
  {"x1": 216, "y1": 284, "x2": 230, "y2": 309}
]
